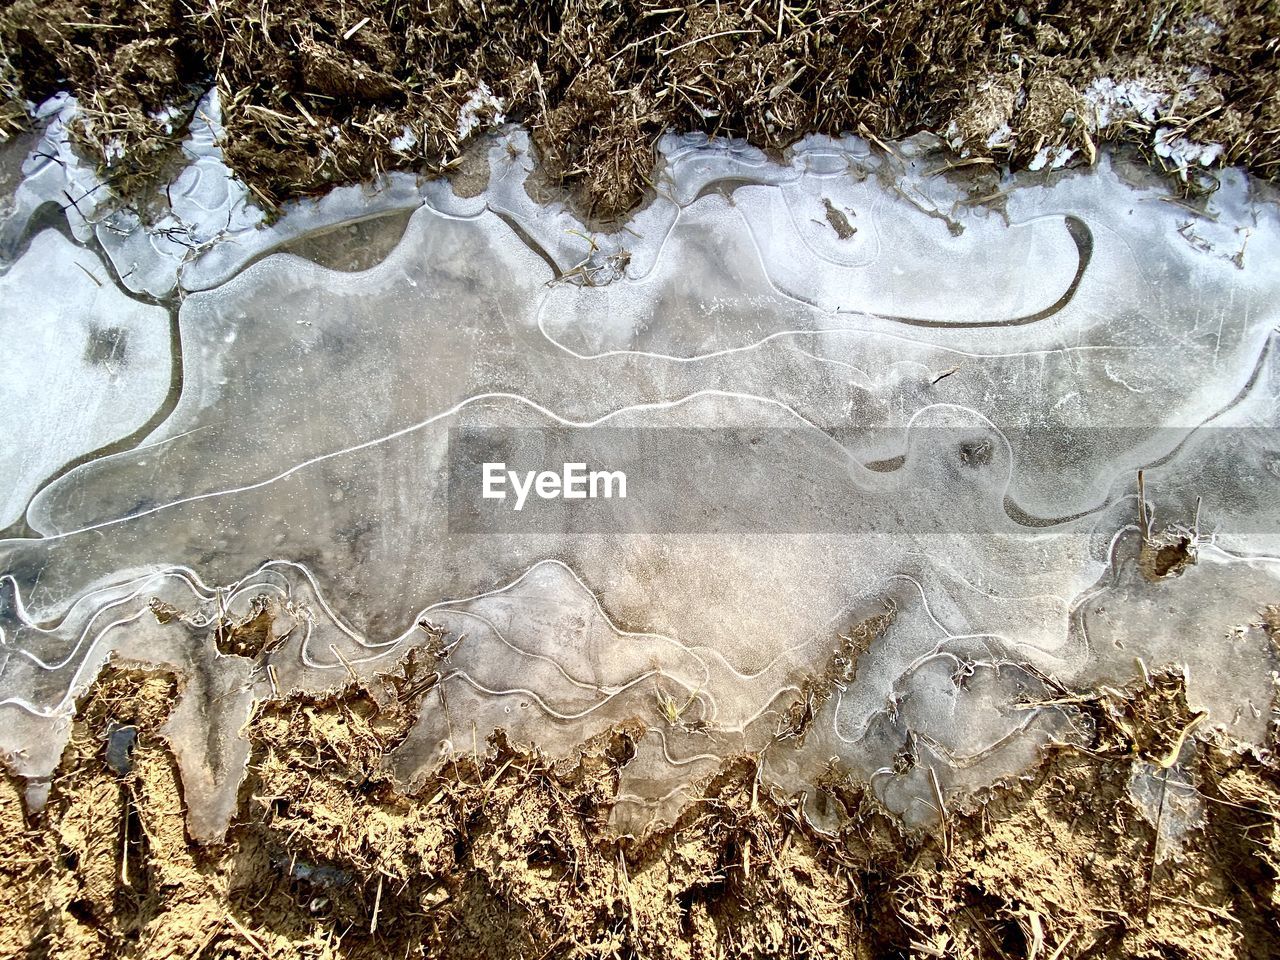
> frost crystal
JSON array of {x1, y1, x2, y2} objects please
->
[
  {"x1": 457, "y1": 82, "x2": 506, "y2": 139},
  {"x1": 390, "y1": 125, "x2": 418, "y2": 154},
  {"x1": 1154, "y1": 127, "x2": 1224, "y2": 178}
]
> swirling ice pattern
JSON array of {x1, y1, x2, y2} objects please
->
[{"x1": 1, "y1": 98, "x2": 1279, "y2": 841}]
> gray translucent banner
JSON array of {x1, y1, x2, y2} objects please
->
[{"x1": 445, "y1": 426, "x2": 1279, "y2": 534}]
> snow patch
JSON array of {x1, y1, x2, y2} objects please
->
[
  {"x1": 1084, "y1": 77, "x2": 1168, "y2": 128},
  {"x1": 390, "y1": 125, "x2": 418, "y2": 154},
  {"x1": 149, "y1": 104, "x2": 186, "y2": 135},
  {"x1": 985, "y1": 122, "x2": 1013, "y2": 149},
  {"x1": 1154, "y1": 127, "x2": 1224, "y2": 178},
  {"x1": 457, "y1": 83, "x2": 506, "y2": 139},
  {"x1": 1028, "y1": 145, "x2": 1076, "y2": 171}
]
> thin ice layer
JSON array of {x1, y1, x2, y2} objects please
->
[
  {"x1": 0, "y1": 230, "x2": 171, "y2": 529},
  {"x1": 1, "y1": 117, "x2": 1279, "y2": 840}
]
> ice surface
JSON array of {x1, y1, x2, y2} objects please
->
[
  {"x1": 0, "y1": 230, "x2": 171, "y2": 529},
  {"x1": 2, "y1": 97, "x2": 1279, "y2": 840}
]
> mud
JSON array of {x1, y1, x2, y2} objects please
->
[
  {"x1": 1, "y1": 0, "x2": 1278, "y2": 217},
  {"x1": 3, "y1": 660, "x2": 1278, "y2": 959}
]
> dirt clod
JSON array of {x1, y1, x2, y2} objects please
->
[
  {"x1": 2, "y1": 1, "x2": 1278, "y2": 219},
  {"x1": 4, "y1": 661, "x2": 1280, "y2": 957}
]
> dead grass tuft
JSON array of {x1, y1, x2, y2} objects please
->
[
  {"x1": 5, "y1": 659, "x2": 1280, "y2": 957},
  {"x1": 0, "y1": 0, "x2": 1277, "y2": 217}
]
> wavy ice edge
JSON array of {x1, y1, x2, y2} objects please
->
[{"x1": 0, "y1": 90, "x2": 1278, "y2": 842}]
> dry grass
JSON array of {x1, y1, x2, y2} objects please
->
[
  {"x1": 0, "y1": 0, "x2": 1277, "y2": 217},
  {"x1": 3, "y1": 658, "x2": 1280, "y2": 958}
]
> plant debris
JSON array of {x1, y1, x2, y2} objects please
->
[
  {"x1": 3, "y1": 661, "x2": 1279, "y2": 957},
  {"x1": 1, "y1": 0, "x2": 1278, "y2": 218}
]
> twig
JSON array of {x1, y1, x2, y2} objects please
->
[
  {"x1": 1151, "y1": 894, "x2": 1239, "y2": 925},
  {"x1": 657, "y1": 29, "x2": 759, "y2": 56},
  {"x1": 371, "y1": 873, "x2": 384, "y2": 934},
  {"x1": 1046, "y1": 930, "x2": 1076, "y2": 960},
  {"x1": 75, "y1": 262, "x2": 103, "y2": 287},
  {"x1": 931, "y1": 366, "x2": 960, "y2": 385},
  {"x1": 329, "y1": 643, "x2": 360, "y2": 682},
  {"x1": 1137, "y1": 469, "x2": 1150, "y2": 540},
  {"x1": 928, "y1": 765, "x2": 951, "y2": 859},
  {"x1": 225, "y1": 915, "x2": 269, "y2": 957},
  {"x1": 342, "y1": 16, "x2": 370, "y2": 40}
]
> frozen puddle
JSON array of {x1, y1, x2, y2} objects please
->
[{"x1": 2, "y1": 94, "x2": 1279, "y2": 841}]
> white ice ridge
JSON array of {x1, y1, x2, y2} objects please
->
[{"x1": 1, "y1": 96, "x2": 1279, "y2": 840}]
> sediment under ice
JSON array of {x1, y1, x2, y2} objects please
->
[{"x1": 1, "y1": 95, "x2": 1278, "y2": 841}]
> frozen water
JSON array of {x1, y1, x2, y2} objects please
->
[
  {"x1": 0, "y1": 230, "x2": 171, "y2": 530},
  {"x1": 1, "y1": 98, "x2": 1279, "y2": 840}
]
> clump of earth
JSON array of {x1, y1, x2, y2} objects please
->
[
  {"x1": 2, "y1": 662, "x2": 1280, "y2": 959},
  {"x1": 1, "y1": 0, "x2": 1277, "y2": 217}
]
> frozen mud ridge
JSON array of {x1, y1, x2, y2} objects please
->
[{"x1": 1, "y1": 93, "x2": 1278, "y2": 841}]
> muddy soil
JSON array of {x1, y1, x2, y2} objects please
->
[
  {"x1": 3, "y1": 660, "x2": 1279, "y2": 959},
  {"x1": 0, "y1": 0, "x2": 1277, "y2": 217}
]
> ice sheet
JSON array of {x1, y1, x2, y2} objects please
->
[
  {"x1": 1, "y1": 98, "x2": 1278, "y2": 840},
  {"x1": 0, "y1": 230, "x2": 171, "y2": 529}
]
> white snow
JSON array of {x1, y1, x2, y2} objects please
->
[
  {"x1": 390, "y1": 125, "x2": 418, "y2": 154},
  {"x1": 1028, "y1": 144, "x2": 1076, "y2": 170},
  {"x1": 1084, "y1": 77, "x2": 1168, "y2": 128},
  {"x1": 1154, "y1": 126, "x2": 1224, "y2": 177},
  {"x1": 456, "y1": 82, "x2": 506, "y2": 139}
]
